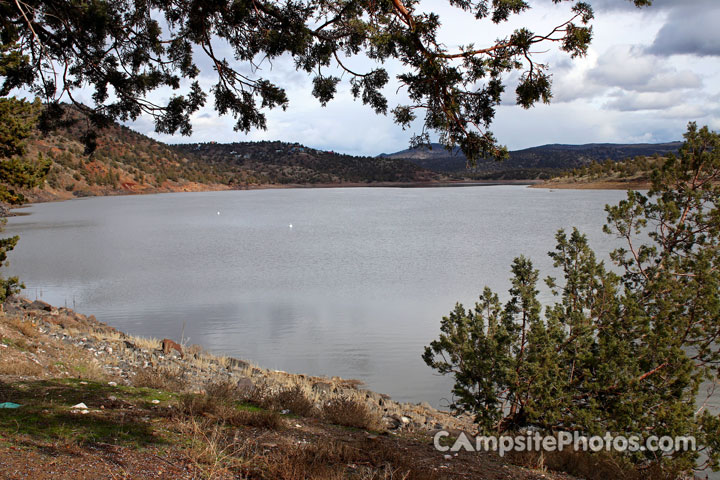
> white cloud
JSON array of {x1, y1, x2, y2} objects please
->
[
  {"x1": 604, "y1": 91, "x2": 685, "y2": 111},
  {"x1": 125, "y1": 1, "x2": 719, "y2": 154}
]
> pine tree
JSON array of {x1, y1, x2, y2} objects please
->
[
  {"x1": 1, "y1": 0, "x2": 649, "y2": 162},
  {"x1": 0, "y1": 97, "x2": 50, "y2": 300},
  {"x1": 424, "y1": 122, "x2": 720, "y2": 475}
]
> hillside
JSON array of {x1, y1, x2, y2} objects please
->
[
  {"x1": 380, "y1": 142, "x2": 682, "y2": 179},
  {"x1": 173, "y1": 141, "x2": 441, "y2": 185},
  {"x1": 15, "y1": 110, "x2": 444, "y2": 202},
  {"x1": 533, "y1": 154, "x2": 667, "y2": 190},
  {"x1": 22, "y1": 114, "x2": 235, "y2": 202}
]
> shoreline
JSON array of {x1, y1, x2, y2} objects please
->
[
  {"x1": 0, "y1": 294, "x2": 581, "y2": 479},
  {"x1": 0, "y1": 295, "x2": 475, "y2": 433},
  {"x1": 18, "y1": 179, "x2": 542, "y2": 208},
  {"x1": 530, "y1": 179, "x2": 650, "y2": 190}
]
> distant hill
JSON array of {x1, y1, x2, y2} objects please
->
[
  {"x1": 16, "y1": 108, "x2": 443, "y2": 202},
  {"x1": 536, "y1": 153, "x2": 668, "y2": 190},
  {"x1": 23, "y1": 110, "x2": 234, "y2": 202},
  {"x1": 172, "y1": 141, "x2": 441, "y2": 185},
  {"x1": 380, "y1": 142, "x2": 682, "y2": 179}
]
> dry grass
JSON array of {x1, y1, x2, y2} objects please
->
[
  {"x1": 509, "y1": 448, "x2": 685, "y2": 480},
  {"x1": 129, "y1": 336, "x2": 161, "y2": 351},
  {"x1": 179, "y1": 416, "x2": 251, "y2": 479},
  {"x1": 263, "y1": 384, "x2": 318, "y2": 417},
  {"x1": 322, "y1": 397, "x2": 382, "y2": 431},
  {"x1": 259, "y1": 438, "x2": 441, "y2": 480},
  {"x1": 7, "y1": 317, "x2": 39, "y2": 338},
  {"x1": 0, "y1": 357, "x2": 43, "y2": 376},
  {"x1": 334, "y1": 377, "x2": 365, "y2": 389},
  {"x1": 133, "y1": 365, "x2": 187, "y2": 391},
  {"x1": 180, "y1": 380, "x2": 284, "y2": 430}
]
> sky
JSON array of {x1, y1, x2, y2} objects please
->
[{"x1": 127, "y1": 0, "x2": 720, "y2": 157}]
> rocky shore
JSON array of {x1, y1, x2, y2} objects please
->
[
  {"x1": 2, "y1": 295, "x2": 475, "y2": 435},
  {"x1": 0, "y1": 295, "x2": 586, "y2": 479}
]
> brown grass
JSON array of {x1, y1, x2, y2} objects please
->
[
  {"x1": 179, "y1": 416, "x2": 249, "y2": 479},
  {"x1": 133, "y1": 365, "x2": 187, "y2": 391},
  {"x1": 180, "y1": 380, "x2": 284, "y2": 430},
  {"x1": 7, "y1": 317, "x2": 39, "y2": 338},
  {"x1": 509, "y1": 449, "x2": 684, "y2": 480},
  {"x1": 260, "y1": 438, "x2": 441, "y2": 480},
  {"x1": 266, "y1": 384, "x2": 317, "y2": 417},
  {"x1": 0, "y1": 358, "x2": 43, "y2": 376},
  {"x1": 322, "y1": 397, "x2": 382, "y2": 431}
]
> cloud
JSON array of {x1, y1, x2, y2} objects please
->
[
  {"x1": 589, "y1": 45, "x2": 701, "y2": 92},
  {"x1": 590, "y1": 0, "x2": 710, "y2": 13},
  {"x1": 647, "y1": 7, "x2": 720, "y2": 57},
  {"x1": 604, "y1": 91, "x2": 685, "y2": 111}
]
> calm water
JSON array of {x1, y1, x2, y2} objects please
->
[{"x1": 0, "y1": 186, "x2": 654, "y2": 406}]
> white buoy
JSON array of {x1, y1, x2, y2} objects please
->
[
  {"x1": 289, "y1": 223, "x2": 293, "y2": 228},
  {"x1": 217, "y1": 211, "x2": 220, "y2": 215}
]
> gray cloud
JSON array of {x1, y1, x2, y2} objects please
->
[
  {"x1": 648, "y1": 7, "x2": 720, "y2": 57},
  {"x1": 589, "y1": 0, "x2": 709, "y2": 13},
  {"x1": 589, "y1": 45, "x2": 702, "y2": 92}
]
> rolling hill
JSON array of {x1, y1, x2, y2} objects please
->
[
  {"x1": 172, "y1": 141, "x2": 440, "y2": 186},
  {"x1": 379, "y1": 142, "x2": 682, "y2": 179},
  {"x1": 14, "y1": 109, "x2": 443, "y2": 202}
]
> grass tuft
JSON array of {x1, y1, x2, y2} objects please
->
[{"x1": 322, "y1": 397, "x2": 382, "y2": 431}]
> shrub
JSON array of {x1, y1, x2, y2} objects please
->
[
  {"x1": 133, "y1": 366, "x2": 187, "y2": 391},
  {"x1": 423, "y1": 122, "x2": 720, "y2": 474},
  {"x1": 322, "y1": 397, "x2": 381, "y2": 431},
  {"x1": 267, "y1": 384, "x2": 317, "y2": 417}
]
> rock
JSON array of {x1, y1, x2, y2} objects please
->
[
  {"x1": 382, "y1": 415, "x2": 403, "y2": 429},
  {"x1": 30, "y1": 300, "x2": 53, "y2": 312},
  {"x1": 312, "y1": 382, "x2": 333, "y2": 395},
  {"x1": 236, "y1": 377, "x2": 255, "y2": 392}
]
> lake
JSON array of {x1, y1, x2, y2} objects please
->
[{"x1": 1, "y1": 185, "x2": 663, "y2": 407}]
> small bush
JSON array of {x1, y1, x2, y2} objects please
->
[
  {"x1": 226, "y1": 409, "x2": 283, "y2": 429},
  {"x1": 267, "y1": 384, "x2": 317, "y2": 417},
  {"x1": 322, "y1": 397, "x2": 381, "y2": 431},
  {"x1": 204, "y1": 380, "x2": 240, "y2": 402},
  {"x1": 133, "y1": 366, "x2": 187, "y2": 391},
  {"x1": 180, "y1": 384, "x2": 283, "y2": 430}
]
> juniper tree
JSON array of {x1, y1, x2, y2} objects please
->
[
  {"x1": 0, "y1": 97, "x2": 50, "y2": 300},
  {"x1": 423, "y1": 122, "x2": 720, "y2": 474},
  {"x1": 1, "y1": 0, "x2": 649, "y2": 161}
]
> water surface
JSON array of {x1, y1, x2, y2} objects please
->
[{"x1": 6, "y1": 186, "x2": 637, "y2": 406}]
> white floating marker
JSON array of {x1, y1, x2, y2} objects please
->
[
  {"x1": 289, "y1": 223, "x2": 293, "y2": 229},
  {"x1": 217, "y1": 211, "x2": 221, "y2": 215}
]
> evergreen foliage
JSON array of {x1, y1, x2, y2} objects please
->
[
  {"x1": 423, "y1": 123, "x2": 720, "y2": 474},
  {"x1": 1, "y1": 0, "x2": 648, "y2": 162},
  {"x1": 0, "y1": 97, "x2": 50, "y2": 300}
]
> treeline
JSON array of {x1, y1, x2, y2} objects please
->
[
  {"x1": 555, "y1": 154, "x2": 665, "y2": 181},
  {"x1": 174, "y1": 141, "x2": 440, "y2": 185}
]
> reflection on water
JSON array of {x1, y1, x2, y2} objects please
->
[{"x1": 1, "y1": 185, "x2": 677, "y2": 407}]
